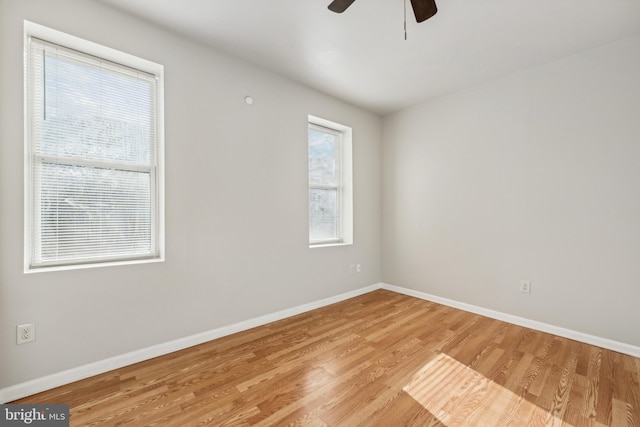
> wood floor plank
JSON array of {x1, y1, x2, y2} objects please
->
[
  {"x1": 11, "y1": 290, "x2": 640, "y2": 426},
  {"x1": 596, "y1": 350, "x2": 616, "y2": 425}
]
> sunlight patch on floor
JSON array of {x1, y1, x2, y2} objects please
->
[{"x1": 403, "y1": 353, "x2": 572, "y2": 426}]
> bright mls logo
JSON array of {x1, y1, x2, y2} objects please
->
[{"x1": 1, "y1": 405, "x2": 69, "y2": 426}]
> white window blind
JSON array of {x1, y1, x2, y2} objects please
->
[
  {"x1": 309, "y1": 123, "x2": 343, "y2": 244},
  {"x1": 26, "y1": 34, "x2": 163, "y2": 270}
]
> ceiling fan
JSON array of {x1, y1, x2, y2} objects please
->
[{"x1": 328, "y1": 0, "x2": 437, "y2": 23}]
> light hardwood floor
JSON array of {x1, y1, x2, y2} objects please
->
[{"x1": 13, "y1": 290, "x2": 640, "y2": 426}]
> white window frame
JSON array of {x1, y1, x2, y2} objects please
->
[
  {"x1": 308, "y1": 115, "x2": 353, "y2": 248},
  {"x1": 23, "y1": 21, "x2": 165, "y2": 272}
]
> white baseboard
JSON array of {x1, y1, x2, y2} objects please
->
[
  {"x1": 0, "y1": 284, "x2": 380, "y2": 403},
  {"x1": 380, "y1": 283, "x2": 640, "y2": 358}
]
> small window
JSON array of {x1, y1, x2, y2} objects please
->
[
  {"x1": 24, "y1": 22, "x2": 164, "y2": 271},
  {"x1": 308, "y1": 116, "x2": 352, "y2": 247}
]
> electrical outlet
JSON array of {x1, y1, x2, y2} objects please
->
[
  {"x1": 17, "y1": 323, "x2": 36, "y2": 344},
  {"x1": 349, "y1": 264, "x2": 356, "y2": 274},
  {"x1": 520, "y1": 280, "x2": 531, "y2": 294},
  {"x1": 356, "y1": 264, "x2": 361, "y2": 273}
]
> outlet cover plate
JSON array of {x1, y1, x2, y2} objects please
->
[{"x1": 17, "y1": 323, "x2": 35, "y2": 344}]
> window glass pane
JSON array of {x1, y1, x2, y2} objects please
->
[
  {"x1": 37, "y1": 163, "x2": 152, "y2": 263},
  {"x1": 309, "y1": 188, "x2": 338, "y2": 241},
  {"x1": 40, "y1": 53, "x2": 155, "y2": 166},
  {"x1": 309, "y1": 127, "x2": 338, "y2": 186}
]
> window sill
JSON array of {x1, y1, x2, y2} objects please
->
[
  {"x1": 309, "y1": 241, "x2": 352, "y2": 249},
  {"x1": 25, "y1": 256, "x2": 164, "y2": 274}
]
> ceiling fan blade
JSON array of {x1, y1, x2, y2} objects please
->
[
  {"x1": 410, "y1": 0, "x2": 437, "y2": 22},
  {"x1": 328, "y1": 0, "x2": 357, "y2": 13}
]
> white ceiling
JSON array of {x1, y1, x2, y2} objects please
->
[{"x1": 99, "y1": 0, "x2": 640, "y2": 115}]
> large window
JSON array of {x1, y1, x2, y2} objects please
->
[
  {"x1": 308, "y1": 116, "x2": 352, "y2": 247},
  {"x1": 24, "y1": 22, "x2": 164, "y2": 272}
]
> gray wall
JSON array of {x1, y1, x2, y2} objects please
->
[
  {"x1": 0, "y1": 0, "x2": 382, "y2": 388},
  {"x1": 383, "y1": 34, "x2": 640, "y2": 347}
]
